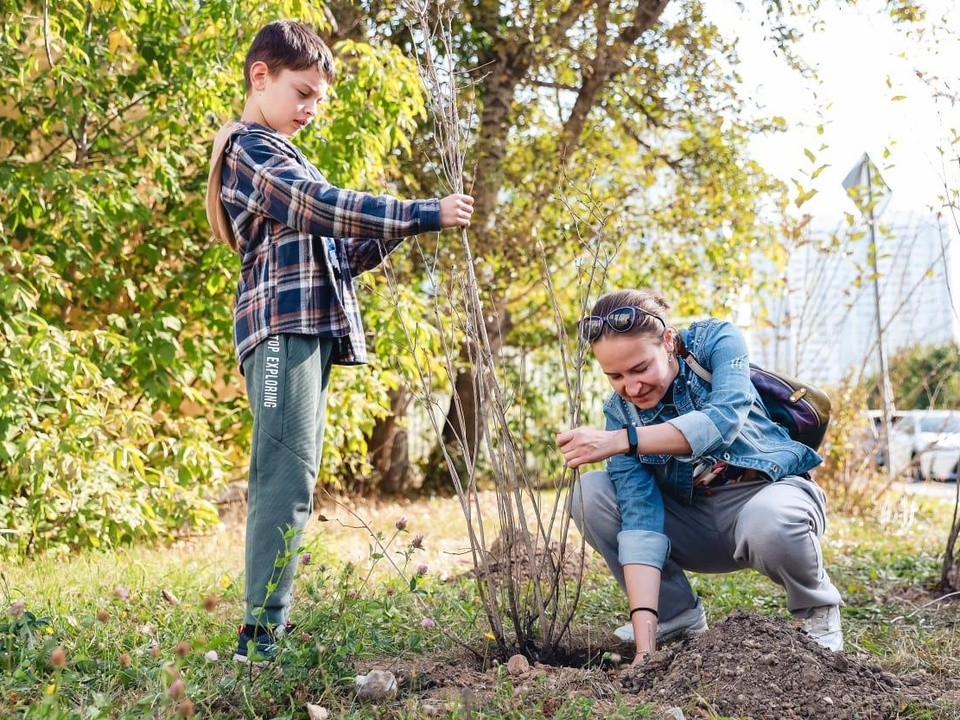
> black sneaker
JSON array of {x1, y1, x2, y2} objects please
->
[{"x1": 233, "y1": 622, "x2": 295, "y2": 665}]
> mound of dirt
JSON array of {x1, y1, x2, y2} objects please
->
[
  {"x1": 623, "y1": 610, "x2": 937, "y2": 719},
  {"x1": 360, "y1": 610, "x2": 954, "y2": 719},
  {"x1": 457, "y1": 530, "x2": 592, "y2": 584}
]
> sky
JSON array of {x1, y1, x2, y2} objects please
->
[{"x1": 708, "y1": 1, "x2": 960, "y2": 223}]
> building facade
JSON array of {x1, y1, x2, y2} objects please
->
[{"x1": 751, "y1": 212, "x2": 959, "y2": 386}]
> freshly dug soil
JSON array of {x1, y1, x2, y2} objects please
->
[
  {"x1": 622, "y1": 609, "x2": 941, "y2": 719},
  {"x1": 375, "y1": 610, "x2": 954, "y2": 719}
]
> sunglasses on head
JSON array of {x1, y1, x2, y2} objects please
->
[{"x1": 578, "y1": 306, "x2": 665, "y2": 343}]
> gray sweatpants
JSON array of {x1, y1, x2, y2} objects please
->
[
  {"x1": 241, "y1": 334, "x2": 334, "y2": 628},
  {"x1": 569, "y1": 471, "x2": 842, "y2": 623}
]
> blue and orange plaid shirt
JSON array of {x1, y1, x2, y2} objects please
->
[{"x1": 217, "y1": 122, "x2": 441, "y2": 369}]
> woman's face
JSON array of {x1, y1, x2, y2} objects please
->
[{"x1": 592, "y1": 330, "x2": 679, "y2": 410}]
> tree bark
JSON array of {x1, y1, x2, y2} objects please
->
[
  {"x1": 422, "y1": 302, "x2": 513, "y2": 493},
  {"x1": 939, "y1": 491, "x2": 960, "y2": 591},
  {"x1": 368, "y1": 387, "x2": 412, "y2": 496}
]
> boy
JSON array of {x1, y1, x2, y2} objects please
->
[{"x1": 204, "y1": 19, "x2": 473, "y2": 663}]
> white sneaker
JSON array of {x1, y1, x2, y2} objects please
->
[
  {"x1": 614, "y1": 600, "x2": 708, "y2": 643},
  {"x1": 798, "y1": 605, "x2": 843, "y2": 651}
]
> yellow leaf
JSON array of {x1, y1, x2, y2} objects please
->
[
  {"x1": 795, "y1": 188, "x2": 818, "y2": 207},
  {"x1": 108, "y1": 30, "x2": 127, "y2": 54}
]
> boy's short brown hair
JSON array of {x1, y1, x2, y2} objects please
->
[{"x1": 243, "y1": 20, "x2": 335, "y2": 92}]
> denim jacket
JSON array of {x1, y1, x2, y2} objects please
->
[{"x1": 602, "y1": 318, "x2": 823, "y2": 569}]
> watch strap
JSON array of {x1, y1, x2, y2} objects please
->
[{"x1": 622, "y1": 423, "x2": 638, "y2": 456}]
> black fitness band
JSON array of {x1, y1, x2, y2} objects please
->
[
  {"x1": 629, "y1": 606, "x2": 659, "y2": 619},
  {"x1": 622, "y1": 423, "x2": 638, "y2": 456}
]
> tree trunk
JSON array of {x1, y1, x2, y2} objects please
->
[
  {"x1": 939, "y1": 488, "x2": 960, "y2": 591},
  {"x1": 422, "y1": 302, "x2": 513, "y2": 493},
  {"x1": 368, "y1": 387, "x2": 412, "y2": 496}
]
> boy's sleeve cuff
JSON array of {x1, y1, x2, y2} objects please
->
[
  {"x1": 419, "y1": 198, "x2": 442, "y2": 232},
  {"x1": 617, "y1": 529, "x2": 670, "y2": 569}
]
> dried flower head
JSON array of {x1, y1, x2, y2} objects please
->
[
  {"x1": 96, "y1": 609, "x2": 110, "y2": 623},
  {"x1": 49, "y1": 647, "x2": 67, "y2": 668},
  {"x1": 176, "y1": 699, "x2": 196, "y2": 717},
  {"x1": 174, "y1": 641, "x2": 191, "y2": 658},
  {"x1": 411, "y1": 533, "x2": 424, "y2": 549},
  {"x1": 8, "y1": 598, "x2": 25, "y2": 618},
  {"x1": 119, "y1": 653, "x2": 132, "y2": 668},
  {"x1": 167, "y1": 677, "x2": 185, "y2": 700}
]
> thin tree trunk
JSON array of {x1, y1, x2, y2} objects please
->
[
  {"x1": 939, "y1": 485, "x2": 960, "y2": 591},
  {"x1": 422, "y1": 302, "x2": 513, "y2": 493},
  {"x1": 368, "y1": 388, "x2": 412, "y2": 496}
]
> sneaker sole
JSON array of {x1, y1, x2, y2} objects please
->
[
  {"x1": 233, "y1": 652, "x2": 271, "y2": 666},
  {"x1": 658, "y1": 622, "x2": 708, "y2": 644},
  {"x1": 614, "y1": 612, "x2": 709, "y2": 643}
]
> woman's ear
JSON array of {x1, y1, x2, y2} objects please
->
[{"x1": 663, "y1": 327, "x2": 676, "y2": 353}]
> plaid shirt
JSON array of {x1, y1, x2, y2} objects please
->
[{"x1": 218, "y1": 123, "x2": 441, "y2": 368}]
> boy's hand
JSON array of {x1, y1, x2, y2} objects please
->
[{"x1": 439, "y1": 193, "x2": 474, "y2": 228}]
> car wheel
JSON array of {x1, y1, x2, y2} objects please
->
[{"x1": 910, "y1": 457, "x2": 924, "y2": 483}]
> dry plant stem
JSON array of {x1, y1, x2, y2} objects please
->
[
  {"x1": 402, "y1": 0, "x2": 642, "y2": 655},
  {"x1": 378, "y1": 262, "x2": 508, "y2": 647},
  {"x1": 536, "y1": 184, "x2": 618, "y2": 641},
  {"x1": 940, "y1": 482, "x2": 960, "y2": 590},
  {"x1": 403, "y1": 0, "x2": 564, "y2": 652},
  {"x1": 891, "y1": 590, "x2": 960, "y2": 623}
]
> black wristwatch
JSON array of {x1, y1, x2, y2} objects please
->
[{"x1": 622, "y1": 423, "x2": 638, "y2": 456}]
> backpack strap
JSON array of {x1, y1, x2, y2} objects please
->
[{"x1": 674, "y1": 333, "x2": 712, "y2": 383}]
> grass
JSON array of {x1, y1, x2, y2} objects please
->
[{"x1": 1, "y1": 488, "x2": 958, "y2": 719}]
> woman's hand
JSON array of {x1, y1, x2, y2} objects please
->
[{"x1": 555, "y1": 427, "x2": 628, "y2": 468}]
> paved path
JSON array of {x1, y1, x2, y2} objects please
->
[{"x1": 894, "y1": 480, "x2": 959, "y2": 502}]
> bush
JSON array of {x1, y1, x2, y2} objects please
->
[{"x1": 0, "y1": 307, "x2": 226, "y2": 557}]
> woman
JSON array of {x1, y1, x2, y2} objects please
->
[{"x1": 556, "y1": 289, "x2": 842, "y2": 664}]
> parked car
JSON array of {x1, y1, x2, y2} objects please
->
[
  {"x1": 885, "y1": 410, "x2": 960, "y2": 482},
  {"x1": 865, "y1": 409, "x2": 912, "y2": 473}
]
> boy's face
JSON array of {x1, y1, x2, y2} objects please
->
[{"x1": 248, "y1": 62, "x2": 329, "y2": 138}]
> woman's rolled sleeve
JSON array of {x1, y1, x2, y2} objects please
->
[
  {"x1": 605, "y1": 402, "x2": 671, "y2": 569},
  {"x1": 618, "y1": 529, "x2": 670, "y2": 568},
  {"x1": 666, "y1": 412, "x2": 723, "y2": 455}
]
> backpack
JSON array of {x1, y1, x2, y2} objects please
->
[{"x1": 675, "y1": 337, "x2": 831, "y2": 451}]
